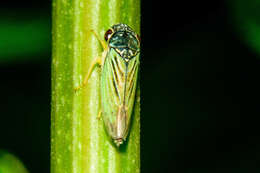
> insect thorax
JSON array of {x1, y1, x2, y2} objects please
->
[{"x1": 108, "y1": 24, "x2": 140, "y2": 61}]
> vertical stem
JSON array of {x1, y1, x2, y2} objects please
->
[{"x1": 51, "y1": 0, "x2": 140, "y2": 173}]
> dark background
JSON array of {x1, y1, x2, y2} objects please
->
[{"x1": 1, "y1": 0, "x2": 260, "y2": 172}]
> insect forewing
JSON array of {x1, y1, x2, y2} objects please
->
[
  {"x1": 124, "y1": 53, "x2": 140, "y2": 127},
  {"x1": 101, "y1": 48, "x2": 139, "y2": 141}
]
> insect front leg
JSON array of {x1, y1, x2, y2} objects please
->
[
  {"x1": 90, "y1": 29, "x2": 108, "y2": 51},
  {"x1": 74, "y1": 51, "x2": 107, "y2": 91},
  {"x1": 74, "y1": 30, "x2": 108, "y2": 92},
  {"x1": 97, "y1": 110, "x2": 102, "y2": 120}
]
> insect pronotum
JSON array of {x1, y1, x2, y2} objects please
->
[{"x1": 75, "y1": 24, "x2": 140, "y2": 146}]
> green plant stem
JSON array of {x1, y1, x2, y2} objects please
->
[
  {"x1": 51, "y1": 0, "x2": 140, "y2": 173},
  {"x1": 0, "y1": 150, "x2": 29, "y2": 173}
]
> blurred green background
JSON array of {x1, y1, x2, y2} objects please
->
[{"x1": 1, "y1": 0, "x2": 260, "y2": 172}]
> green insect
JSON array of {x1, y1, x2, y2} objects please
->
[{"x1": 75, "y1": 24, "x2": 141, "y2": 146}]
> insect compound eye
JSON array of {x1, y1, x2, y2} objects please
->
[{"x1": 104, "y1": 29, "x2": 113, "y2": 41}]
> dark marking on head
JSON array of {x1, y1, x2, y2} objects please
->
[
  {"x1": 104, "y1": 29, "x2": 113, "y2": 41},
  {"x1": 106, "y1": 24, "x2": 140, "y2": 60}
]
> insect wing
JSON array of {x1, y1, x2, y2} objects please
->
[
  {"x1": 101, "y1": 48, "x2": 139, "y2": 142},
  {"x1": 124, "y1": 53, "x2": 140, "y2": 132}
]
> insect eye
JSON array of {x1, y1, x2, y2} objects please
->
[{"x1": 104, "y1": 29, "x2": 113, "y2": 41}]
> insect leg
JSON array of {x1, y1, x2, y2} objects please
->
[
  {"x1": 74, "y1": 48, "x2": 108, "y2": 92},
  {"x1": 74, "y1": 55, "x2": 102, "y2": 91},
  {"x1": 90, "y1": 29, "x2": 107, "y2": 51},
  {"x1": 74, "y1": 30, "x2": 108, "y2": 92},
  {"x1": 97, "y1": 110, "x2": 102, "y2": 120}
]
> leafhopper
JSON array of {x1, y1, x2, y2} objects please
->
[{"x1": 75, "y1": 24, "x2": 140, "y2": 146}]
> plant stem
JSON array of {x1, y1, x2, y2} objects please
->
[
  {"x1": 0, "y1": 150, "x2": 29, "y2": 173},
  {"x1": 51, "y1": 0, "x2": 140, "y2": 173}
]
